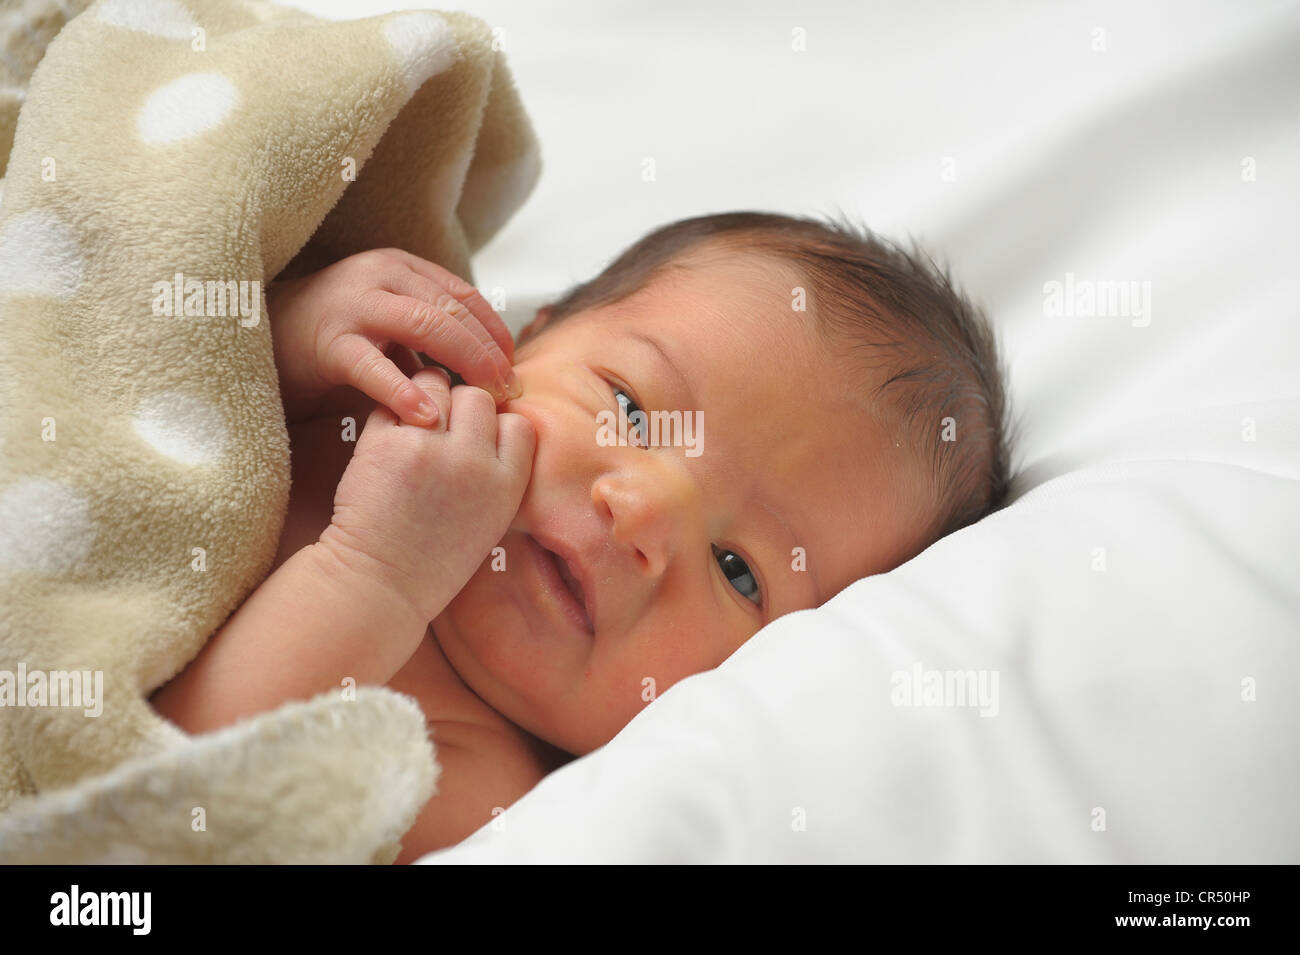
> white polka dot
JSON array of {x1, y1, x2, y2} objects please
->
[
  {"x1": 96, "y1": 0, "x2": 196, "y2": 38},
  {"x1": 138, "y1": 73, "x2": 238, "y2": 144},
  {"x1": 131, "y1": 391, "x2": 228, "y2": 466},
  {"x1": 0, "y1": 211, "x2": 84, "y2": 299},
  {"x1": 0, "y1": 478, "x2": 96, "y2": 575},
  {"x1": 384, "y1": 12, "x2": 459, "y2": 96}
]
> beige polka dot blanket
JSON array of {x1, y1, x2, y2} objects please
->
[{"x1": 0, "y1": 0, "x2": 540, "y2": 863}]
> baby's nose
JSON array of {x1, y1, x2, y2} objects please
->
[{"x1": 590, "y1": 469, "x2": 695, "y2": 579}]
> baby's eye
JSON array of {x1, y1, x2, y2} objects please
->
[
  {"x1": 713, "y1": 545, "x2": 761, "y2": 605},
  {"x1": 613, "y1": 387, "x2": 650, "y2": 448}
]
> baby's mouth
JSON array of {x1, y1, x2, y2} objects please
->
[
  {"x1": 547, "y1": 549, "x2": 592, "y2": 631},
  {"x1": 527, "y1": 530, "x2": 596, "y2": 635},
  {"x1": 551, "y1": 552, "x2": 584, "y2": 607}
]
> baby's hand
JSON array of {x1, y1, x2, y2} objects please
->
[
  {"x1": 268, "y1": 248, "x2": 518, "y2": 426},
  {"x1": 317, "y1": 368, "x2": 535, "y2": 624}
]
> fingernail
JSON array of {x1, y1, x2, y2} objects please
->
[
  {"x1": 503, "y1": 370, "x2": 522, "y2": 400},
  {"x1": 416, "y1": 401, "x2": 438, "y2": 424}
]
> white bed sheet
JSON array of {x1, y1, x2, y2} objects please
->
[{"x1": 290, "y1": 0, "x2": 1300, "y2": 862}]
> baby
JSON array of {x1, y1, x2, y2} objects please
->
[{"x1": 149, "y1": 210, "x2": 1011, "y2": 863}]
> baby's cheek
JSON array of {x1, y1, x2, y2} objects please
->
[{"x1": 640, "y1": 607, "x2": 736, "y2": 688}]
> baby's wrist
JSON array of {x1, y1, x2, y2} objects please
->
[{"x1": 310, "y1": 532, "x2": 433, "y2": 631}]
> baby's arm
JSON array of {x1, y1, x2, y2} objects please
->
[
  {"x1": 150, "y1": 538, "x2": 427, "y2": 733},
  {"x1": 153, "y1": 370, "x2": 535, "y2": 734}
]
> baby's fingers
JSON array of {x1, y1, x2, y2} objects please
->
[
  {"x1": 332, "y1": 334, "x2": 441, "y2": 426},
  {"x1": 382, "y1": 248, "x2": 517, "y2": 366},
  {"x1": 376, "y1": 292, "x2": 517, "y2": 404},
  {"x1": 407, "y1": 365, "x2": 453, "y2": 431}
]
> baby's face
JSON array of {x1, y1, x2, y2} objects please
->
[{"x1": 431, "y1": 251, "x2": 925, "y2": 755}]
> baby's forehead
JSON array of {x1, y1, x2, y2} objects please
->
[
  {"x1": 617, "y1": 256, "x2": 824, "y2": 364},
  {"x1": 603, "y1": 270, "x2": 890, "y2": 437},
  {"x1": 652, "y1": 244, "x2": 803, "y2": 312}
]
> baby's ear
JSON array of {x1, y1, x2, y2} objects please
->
[{"x1": 518, "y1": 304, "x2": 555, "y2": 344}]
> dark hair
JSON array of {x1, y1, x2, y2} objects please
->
[{"x1": 538, "y1": 210, "x2": 1014, "y2": 553}]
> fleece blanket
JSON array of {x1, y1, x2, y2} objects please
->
[{"x1": 0, "y1": 0, "x2": 540, "y2": 863}]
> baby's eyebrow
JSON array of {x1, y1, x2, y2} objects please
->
[{"x1": 626, "y1": 329, "x2": 693, "y2": 406}]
